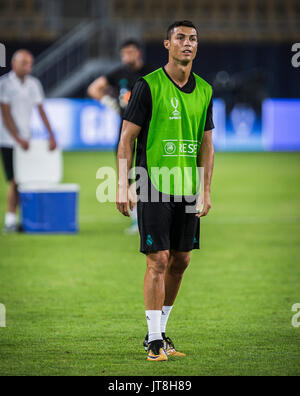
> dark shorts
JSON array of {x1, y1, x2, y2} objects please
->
[
  {"x1": 137, "y1": 199, "x2": 200, "y2": 254},
  {"x1": 0, "y1": 147, "x2": 14, "y2": 181}
]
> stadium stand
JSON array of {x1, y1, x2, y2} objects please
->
[
  {"x1": 1, "y1": 0, "x2": 299, "y2": 97},
  {"x1": 1, "y1": 0, "x2": 299, "y2": 42},
  {"x1": 0, "y1": 0, "x2": 57, "y2": 40},
  {"x1": 111, "y1": 0, "x2": 300, "y2": 42}
]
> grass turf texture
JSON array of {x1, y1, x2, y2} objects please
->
[{"x1": 0, "y1": 151, "x2": 300, "y2": 376}]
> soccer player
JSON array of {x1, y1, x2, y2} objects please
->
[
  {"x1": 0, "y1": 50, "x2": 56, "y2": 233},
  {"x1": 117, "y1": 21, "x2": 215, "y2": 362},
  {"x1": 88, "y1": 39, "x2": 152, "y2": 234}
]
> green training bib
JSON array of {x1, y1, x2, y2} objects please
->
[{"x1": 143, "y1": 68, "x2": 213, "y2": 196}]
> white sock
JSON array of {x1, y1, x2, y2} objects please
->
[
  {"x1": 146, "y1": 310, "x2": 163, "y2": 342},
  {"x1": 5, "y1": 212, "x2": 17, "y2": 227},
  {"x1": 161, "y1": 306, "x2": 173, "y2": 334}
]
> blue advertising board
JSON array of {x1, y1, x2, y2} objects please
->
[
  {"x1": 212, "y1": 101, "x2": 264, "y2": 151},
  {"x1": 30, "y1": 98, "x2": 300, "y2": 152},
  {"x1": 31, "y1": 99, "x2": 121, "y2": 151},
  {"x1": 262, "y1": 99, "x2": 300, "y2": 151}
]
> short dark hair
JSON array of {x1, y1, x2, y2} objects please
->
[
  {"x1": 166, "y1": 20, "x2": 198, "y2": 40},
  {"x1": 120, "y1": 39, "x2": 142, "y2": 51}
]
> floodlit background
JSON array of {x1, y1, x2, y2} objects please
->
[
  {"x1": 0, "y1": 0, "x2": 300, "y2": 376},
  {"x1": 1, "y1": 0, "x2": 300, "y2": 151}
]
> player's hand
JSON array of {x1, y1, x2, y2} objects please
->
[
  {"x1": 101, "y1": 95, "x2": 120, "y2": 114},
  {"x1": 17, "y1": 138, "x2": 30, "y2": 151},
  {"x1": 48, "y1": 137, "x2": 57, "y2": 151},
  {"x1": 196, "y1": 192, "x2": 212, "y2": 218},
  {"x1": 116, "y1": 185, "x2": 136, "y2": 217}
]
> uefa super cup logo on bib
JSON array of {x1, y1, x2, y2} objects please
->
[
  {"x1": 170, "y1": 97, "x2": 181, "y2": 120},
  {"x1": 171, "y1": 98, "x2": 180, "y2": 116}
]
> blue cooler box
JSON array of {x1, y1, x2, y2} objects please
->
[
  {"x1": 14, "y1": 140, "x2": 79, "y2": 235},
  {"x1": 19, "y1": 184, "x2": 79, "y2": 234}
]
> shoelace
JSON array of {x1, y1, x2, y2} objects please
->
[{"x1": 164, "y1": 337, "x2": 175, "y2": 350}]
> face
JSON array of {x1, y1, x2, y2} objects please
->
[
  {"x1": 164, "y1": 26, "x2": 198, "y2": 65},
  {"x1": 12, "y1": 52, "x2": 33, "y2": 78},
  {"x1": 120, "y1": 45, "x2": 142, "y2": 69}
]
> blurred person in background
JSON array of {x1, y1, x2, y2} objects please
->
[
  {"x1": 0, "y1": 49, "x2": 56, "y2": 233},
  {"x1": 88, "y1": 39, "x2": 152, "y2": 235}
]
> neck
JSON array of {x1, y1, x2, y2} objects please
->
[
  {"x1": 128, "y1": 59, "x2": 144, "y2": 72},
  {"x1": 14, "y1": 71, "x2": 26, "y2": 83},
  {"x1": 164, "y1": 59, "x2": 192, "y2": 88}
]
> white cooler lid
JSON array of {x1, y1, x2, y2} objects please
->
[
  {"x1": 18, "y1": 183, "x2": 79, "y2": 193},
  {"x1": 14, "y1": 139, "x2": 63, "y2": 185}
]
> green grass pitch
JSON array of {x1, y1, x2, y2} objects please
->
[{"x1": 0, "y1": 151, "x2": 300, "y2": 376}]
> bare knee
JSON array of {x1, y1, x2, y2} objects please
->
[
  {"x1": 147, "y1": 251, "x2": 169, "y2": 278},
  {"x1": 169, "y1": 251, "x2": 191, "y2": 276}
]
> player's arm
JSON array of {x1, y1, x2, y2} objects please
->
[
  {"x1": 197, "y1": 130, "x2": 214, "y2": 218},
  {"x1": 87, "y1": 76, "x2": 120, "y2": 113},
  {"x1": 116, "y1": 78, "x2": 150, "y2": 216},
  {"x1": 117, "y1": 121, "x2": 141, "y2": 217},
  {"x1": 37, "y1": 104, "x2": 56, "y2": 151},
  {"x1": 0, "y1": 103, "x2": 29, "y2": 150},
  {"x1": 87, "y1": 76, "x2": 109, "y2": 100}
]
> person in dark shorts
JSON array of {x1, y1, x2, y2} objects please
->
[
  {"x1": 117, "y1": 21, "x2": 215, "y2": 361},
  {"x1": 0, "y1": 147, "x2": 14, "y2": 181},
  {"x1": 0, "y1": 146, "x2": 19, "y2": 231},
  {"x1": 88, "y1": 40, "x2": 152, "y2": 234},
  {"x1": 0, "y1": 50, "x2": 56, "y2": 233}
]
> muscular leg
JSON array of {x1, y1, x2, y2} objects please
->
[
  {"x1": 144, "y1": 250, "x2": 170, "y2": 345},
  {"x1": 164, "y1": 250, "x2": 191, "y2": 307},
  {"x1": 144, "y1": 250, "x2": 170, "y2": 310}
]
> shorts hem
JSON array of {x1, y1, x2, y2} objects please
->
[
  {"x1": 140, "y1": 245, "x2": 170, "y2": 255},
  {"x1": 140, "y1": 244, "x2": 200, "y2": 255}
]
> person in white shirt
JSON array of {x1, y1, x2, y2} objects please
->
[{"x1": 0, "y1": 49, "x2": 57, "y2": 233}]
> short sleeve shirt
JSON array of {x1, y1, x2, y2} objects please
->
[
  {"x1": 0, "y1": 71, "x2": 44, "y2": 147},
  {"x1": 106, "y1": 64, "x2": 153, "y2": 116}
]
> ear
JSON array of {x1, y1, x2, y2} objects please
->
[{"x1": 164, "y1": 40, "x2": 170, "y2": 51}]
